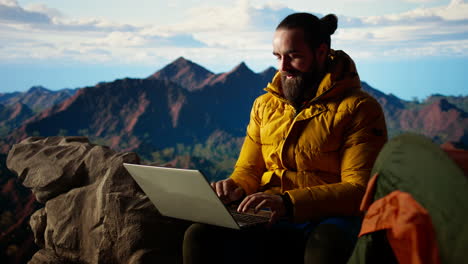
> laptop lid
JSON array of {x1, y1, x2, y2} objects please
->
[{"x1": 123, "y1": 163, "x2": 241, "y2": 229}]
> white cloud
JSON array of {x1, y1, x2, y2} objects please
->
[
  {"x1": 0, "y1": 0, "x2": 50, "y2": 24},
  {"x1": 0, "y1": 0, "x2": 18, "y2": 7},
  {"x1": 24, "y1": 3, "x2": 63, "y2": 18},
  {"x1": 0, "y1": 0, "x2": 467, "y2": 69}
]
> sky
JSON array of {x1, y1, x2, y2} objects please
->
[{"x1": 0, "y1": 0, "x2": 467, "y2": 100}]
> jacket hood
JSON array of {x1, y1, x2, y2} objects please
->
[{"x1": 265, "y1": 49, "x2": 361, "y2": 103}]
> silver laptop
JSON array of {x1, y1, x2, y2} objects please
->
[{"x1": 123, "y1": 163, "x2": 270, "y2": 230}]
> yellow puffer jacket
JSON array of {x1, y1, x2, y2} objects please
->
[{"x1": 230, "y1": 50, "x2": 387, "y2": 222}]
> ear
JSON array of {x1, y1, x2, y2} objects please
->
[{"x1": 315, "y1": 43, "x2": 329, "y2": 66}]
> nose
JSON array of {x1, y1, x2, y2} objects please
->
[{"x1": 278, "y1": 56, "x2": 291, "y2": 72}]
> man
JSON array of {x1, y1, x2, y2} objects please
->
[{"x1": 183, "y1": 12, "x2": 387, "y2": 264}]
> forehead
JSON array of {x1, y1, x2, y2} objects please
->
[{"x1": 273, "y1": 28, "x2": 309, "y2": 53}]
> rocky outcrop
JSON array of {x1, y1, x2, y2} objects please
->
[{"x1": 7, "y1": 136, "x2": 190, "y2": 264}]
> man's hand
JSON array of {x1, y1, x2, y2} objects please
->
[
  {"x1": 237, "y1": 193, "x2": 286, "y2": 225},
  {"x1": 210, "y1": 178, "x2": 244, "y2": 204}
]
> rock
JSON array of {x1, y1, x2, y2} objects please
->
[
  {"x1": 28, "y1": 249, "x2": 66, "y2": 264},
  {"x1": 7, "y1": 136, "x2": 190, "y2": 263},
  {"x1": 29, "y1": 209, "x2": 46, "y2": 248}
]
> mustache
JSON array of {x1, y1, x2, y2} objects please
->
[{"x1": 281, "y1": 70, "x2": 303, "y2": 76}]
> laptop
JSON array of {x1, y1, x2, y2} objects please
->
[{"x1": 123, "y1": 163, "x2": 270, "y2": 230}]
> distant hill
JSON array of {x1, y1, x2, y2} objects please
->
[{"x1": 0, "y1": 86, "x2": 77, "y2": 113}]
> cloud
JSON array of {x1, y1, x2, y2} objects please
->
[
  {"x1": 0, "y1": 0, "x2": 139, "y2": 33},
  {"x1": 24, "y1": 3, "x2": 63, "y2": 18},
  {"x1": 0, "y1": 0, "x2": 51, "y2": 24},
  {"x1": 328, "y1": 0, "x2": 468, "y2": 59},
  {"x1": 247, "y1": 4, "x2": 296, "y2": 30},
  {"x1": 1, "y1": 0, "x2": 467, "y2": 69}
]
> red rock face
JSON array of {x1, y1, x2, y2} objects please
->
[{"x1": 399, "y1": 99, "x2": 468, "y2": 145}]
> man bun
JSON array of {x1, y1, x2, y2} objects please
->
[
  {"x1": 320, "y1": 14, "x2": 338, "y2": 36},
  {"x1": 276, "y1": 12, "x2": 337, "y2": 48}
]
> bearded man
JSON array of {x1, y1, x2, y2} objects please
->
[{"x1": 183, "y1": 12, "x2": 387, "y2": 264}]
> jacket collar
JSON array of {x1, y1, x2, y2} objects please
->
[{"x1": 264, "y1": 49, "x2": 361, "y2": 105}]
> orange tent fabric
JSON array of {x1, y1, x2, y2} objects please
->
[
  {"x1": 359, "y1": 175, "x2": 440, "y2": 264},
  {"x1": 441, "y1": 143, "x2": 468, "y2": 176}
]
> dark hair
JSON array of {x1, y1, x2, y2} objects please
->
[{"x1": 276, "y1": 13, "x2": 338, "y2": 49}]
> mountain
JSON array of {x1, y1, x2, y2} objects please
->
[
  {"x1": 424, "y1": 94, "x2": 468, "y2": 113},
  {"x1": 1, "y1": 58, "x2": 467, "y2": 156},
  {"x1": 177, "y1": 62, "x2": 268, "y2": 136},
  {"x1": 147, "y1": 57, "x2": 215, "y2": 91},
  {"x1": 3, "y1": 61, "x2": 274, "y2": 153},
  {"x1": 0, "y1": 86, "x2": 77, "y2": 113},
  {"x1": 399, "y1": 98, "x2": 468, "y2": 145},
  {"x1": 361, "y1": 81, "x2": 408, "y2": 134},
  {"x1": 5, "y1": 79, "x2": 192, "y2": 152}
]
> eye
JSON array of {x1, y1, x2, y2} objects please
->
[{"x1": 290, "y1": 53, "x2": 303, "y2": 59}]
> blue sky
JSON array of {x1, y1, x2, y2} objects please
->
[{"x1": 0, "y1": 0, "x2": 467, "y2": 100}]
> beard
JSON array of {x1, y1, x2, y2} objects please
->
[{"x1": 281, "y1": 70, "x2": 319, "y2": 108}]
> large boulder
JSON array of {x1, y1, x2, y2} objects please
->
[{"x1": 7, "y1": 136, "x2": 189, "y2": 263}]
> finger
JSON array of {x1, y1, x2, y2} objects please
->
[
  {"x1": 237, "y1": 195, "x2": 251, "y2": 212},
  {"x1": 222, "y1": 181, "x2": 231, "y2": 201},
  {"x1": 215, "y1": 181, "x2": 224, "y2": 198},
  {"x1": 239, "y1": 194, "x2": 264, "y2": 213},
  {"x1": 254, "y1": 199, "x2": 269, "y2": 213},
  {"x1": 267, "y1": 211, "x2": 279, "y2": 228},
  {"x1": 238, "y1": 194, "x2": 257, "y2": 212}
]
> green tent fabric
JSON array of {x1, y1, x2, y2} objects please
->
[{"x1": 348, "y1": 133, "x2": 468, "y2": 264}]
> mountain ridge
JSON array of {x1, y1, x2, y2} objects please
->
[{"x1": 1, "y1": 58, "x2": 467, "y2": 153}]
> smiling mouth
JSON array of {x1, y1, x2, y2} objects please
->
[{"x1": 282, "y1": 71, "x2": 299, "y2": 79}]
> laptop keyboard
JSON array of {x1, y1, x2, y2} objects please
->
[{"x1": 229, "y1": 209, "x2": 270, "y2": 226}]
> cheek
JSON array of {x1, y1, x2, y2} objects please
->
[{"x1": 293, "y1": 61, "x2": 313, "y2": 73}]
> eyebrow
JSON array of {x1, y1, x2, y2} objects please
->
[{"x1": 272, "y1": 49, "x2": 300, "y2": 56}]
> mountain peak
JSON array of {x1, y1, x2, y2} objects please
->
[
  {"x1": 148, "y1": 57, "x2": 214, "y2": 91},
  {"x1": 204, "y1": 62, "x2": 258, "y2": 87},
  {"x1": 172, "y1": 56, "x2": 191, "y2": 66},
  {"x1": 28, "y1": 86, "x2": 51, "y2": 93},
  {"x1": 230, "y1": 62, "x2": 254, "y2": 75},
  {"x1": 261, "y1": 66, "x2": 276, "y2": 74}
]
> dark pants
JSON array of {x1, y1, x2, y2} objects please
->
[{"x1": 183, "y1": 216, "x2": 361, "y2": 264}]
